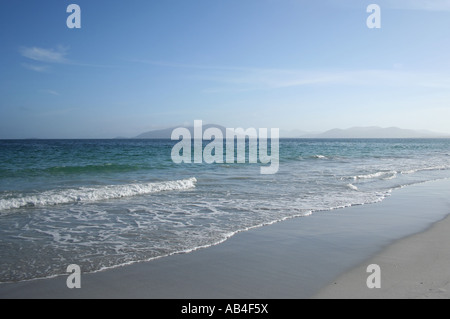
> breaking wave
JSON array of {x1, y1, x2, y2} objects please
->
[{"x1": 0, "y1": 177, "x2": 197, "y2": 211}]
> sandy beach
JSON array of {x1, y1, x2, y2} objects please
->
[
  {"x1": 1, "y1": 178, "x2": 449, "y2": 299},
  {"x1": 314, "y1": 213, "x2": 450, "y2": 299}
]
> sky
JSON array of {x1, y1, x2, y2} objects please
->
[{"x1": 0, "y1": 0, "x2": 450, "y2": 138}]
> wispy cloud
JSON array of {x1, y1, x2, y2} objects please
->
[
  {"x1": 20, "y1": 46, "x2": 69, "y2": 64},
  {"x1": 132, "y1": 59, "x2": 450, "y2": 92},
  {"x1": 200, "y1": 68, "x2": 450, "y2": 92},
  {"x1": 20, "y1": 46, "x2": 116, "y2": 72},
  {"x1": 21, "y1": 63, "x2": 50, "y2": 73},
  {"x1": 200, "y1": 69, "x2": 345, "y2": 93},
  {"x1": 132, "y1": 59, "x2": 340, "y2": 89}
]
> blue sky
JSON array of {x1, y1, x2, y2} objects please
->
[{"x1": 1, "y1": 0, "x2": 450, "y2": 138}]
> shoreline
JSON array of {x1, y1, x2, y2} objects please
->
[{"x1": 1, "y1": 179, "x2": 449, "y2": 298}]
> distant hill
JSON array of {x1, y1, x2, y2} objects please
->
[
  {"x1": 135, "y1": 126, "x2": 187, "y2": 139},
  {"x1": 135, "y1": 124, "x2": 256, "y2": 139},
  {"x1": 304, "y1": 127, "x2": 449, "y2": 139},
  {"x1": 132, "y1": 125, "x2": 449, "y2": 139}
]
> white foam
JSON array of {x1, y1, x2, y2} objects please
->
[
  {"x1": 401, "y1": 166, "x2": 449, "y2": 175},
  {"x1": 354, "y1": 171, "x2": 397, "y2": 180},
  {"x1": 347, "y1": 183, "x2": 359, "y2": 191},
  {"x1": 0, "y1": 177, "x2": 197, "y2": 211},
  {"x1": 383, "y1": 172, "x2": 398, "y2": 180}
]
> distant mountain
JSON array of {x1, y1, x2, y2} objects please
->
[
  {"x1": 135, "y1": 124, "x2": 253, "y2": 139},
  {"x1": 304, "y1": 127, "x2": 449, "y2": 139},
  {"x1": 132, "y1": 125, "x2": 448, "y2": 139},
  {"x1": 135, "y1": 126, "x2": 186, "y2": 139}
]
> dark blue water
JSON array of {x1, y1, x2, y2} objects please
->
[{"x1": 0, "y1": 139, "x2": 449, "y2": 282}]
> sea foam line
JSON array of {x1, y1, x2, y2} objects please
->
[
  {"x1": 0, "y1": 187, "x2": 395, "y2": 284},
  {"x1": 20, "y1": 190, "x2": 393, "y2": 283},
  {"x1": 0, "y1": 177, "x2": 197, "y2": 211},
  {"x1": 401, "y1": 165, "x2": 449, "y2": 175},
  {"x1": 354, "y1": 171, "x2": 397, "y2": 180}
]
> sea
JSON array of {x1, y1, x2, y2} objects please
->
[{"x1": 0, "y1": 138, "x2": 449, "y2": 283}]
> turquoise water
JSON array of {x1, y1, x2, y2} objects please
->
[{"x1": 0, "y1": 139, "x2": 449, "y2": 282}]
